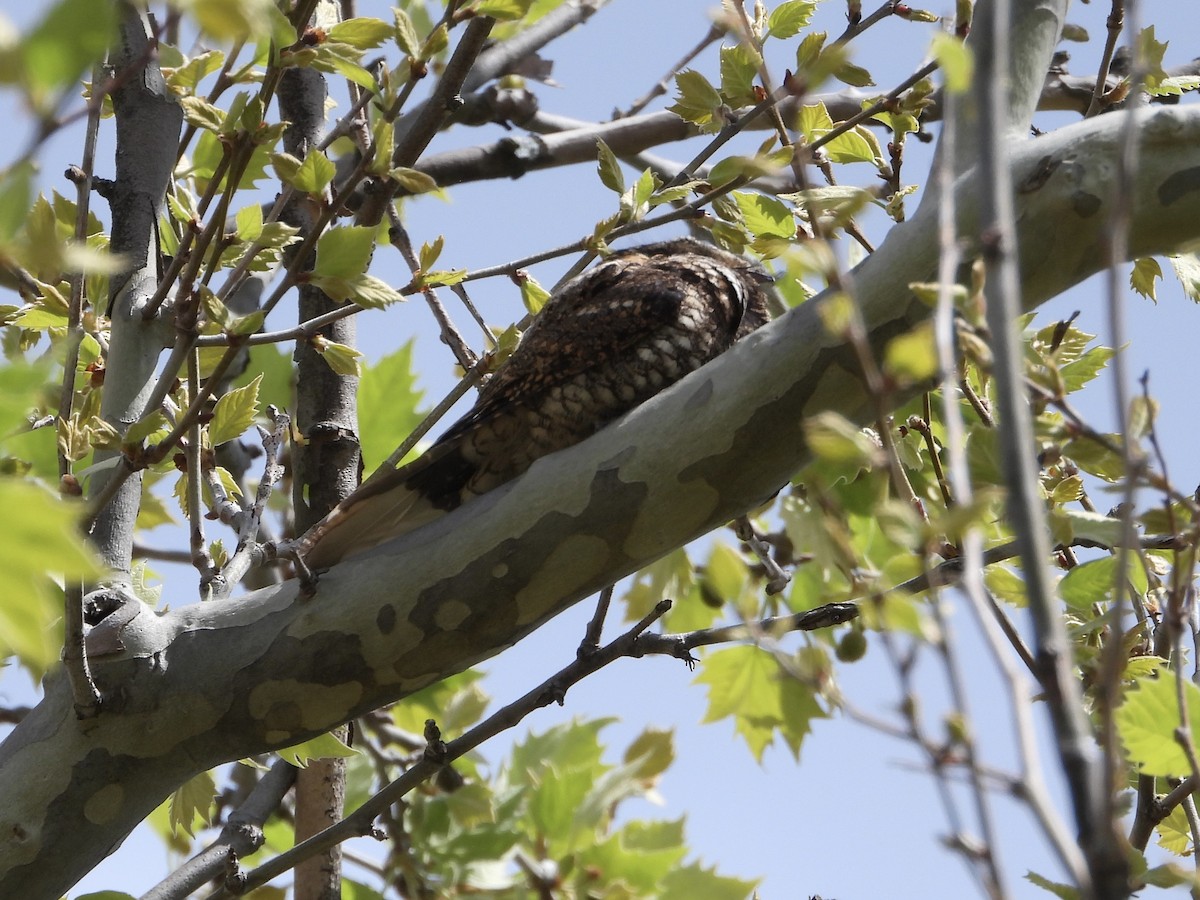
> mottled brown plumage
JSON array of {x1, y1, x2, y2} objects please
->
[{"x1": 300, "y1": 238, "x2": 773, "y2": 568}]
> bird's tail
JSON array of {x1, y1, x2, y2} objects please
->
[{"x1": 297, "y1": 437, "x2": 474, "y2": 569}]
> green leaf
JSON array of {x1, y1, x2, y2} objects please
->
[
  {"x1": 191, "y1": 0, "x2": 280, "y2": 42},
  {"x1": 731, "y1": 191, "x2": 795, "y2": 238},
  {"x1": 661, "y1": 862, "x2": 759, "y2": 900},
  {"x1": 595, "y1": 138, "x2": 624, "y2": 193},
  {"x1": 422, "y1": 269, "x2": 466, "y2": 288},
  {"x1": 209, "y1": 374, "x2": 262, "y2": 445},
  {"x1": 281, "y1": 149, "x2": 336, "y2": 193},
  {"x1": 1116, "y1": 674, "x2": 1200, "y2": 777},
  {"x1": 1059, "y1": 345, "x2": 1114, "y2": 393},
  {"x1": 327, "y1": 17, "x2": 393, "y2": 50},
  {"x1": 388, "y1": 166, "x2": 439, "y2": 194},
  {"x1": 358, "y1": 342, "x2": 425, "y2": 471},
  {"x1": 277, "y1": 730, "x2": 357, "y2": 766},
  {"x1": 308, "y1": 43, "x2": 378, "y2": 91},
  {"x1": 719, "y1": 43, "x2": 761, "y2": 107},
  {"x1": 1048, "y1": 508, "x2": 1123, "y2": 549},
  {"x1": 472, "y1": 0, "x2": 535, "y2": 20},
  {"x1": 0, "y1": 162, "x2": 34, "y2": 242},
  {"x1": 21, "y1": 0, "x2": 118, "y2": 99},
  {"x1": 1058, "y1": 556, "x2": 1147, "y2": 611},
  {"x1": 804, "y1": 411, "x2": 878, "y2": 466},
  {"x1": 312, "y1": 336, "x2": 364, "y2": 376},
  {"x1": 883, "y1": 321, "x2": 938, "y2": 382},
  {"x1": 314, "y1": 226, "x2": 375, "y2": 280},
  {"x1": 1062, "y1": 436, "x2": 1126, "y2": 482},
  {"x1": 393, "y1": 8, "x2": 420, "y2": 56},
  {"x1": 168, "y1": 770, "x2": 215, "y2": 838},
  {"x1": 519, "y1": 274, "x2": 551, "y2": 314},
  {"x1": 834, "y1": 59, "x2": 875, "y2": 88},
  {"x1": 668, "y1": 69, "x2": 723, "y2": 132},
  {"x1": 985, "y1": 565, "x2": 1027, "y2": 607},
  {"x1": 0, "y1": 479, "x2": 104, "y2": 677},
  {"x1": 1130, "y1": 257, "x2": 1161, "y2": 302},
  {"x1": 767, "y1": 0, "x2": 817, "y2": 38},
  {"x1": 623, "y1": 727, "x2": 675, "y2": 780},
  {"x1": 235, "y1": 202, "x2": 264, "y2": 241},
  {"x1": 1025, "y1": 871, "x2": 1080, "y2": 900},
  {"x1": 930, "y1": 32, "x2": 973, "y2": 93},
  {"x1": 166, "y1": 49, "x2": 226, "y2": 92}
]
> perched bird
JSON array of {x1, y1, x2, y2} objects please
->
[{"x1": 299, "y1": 237, "x2": 774, "y2": 568}]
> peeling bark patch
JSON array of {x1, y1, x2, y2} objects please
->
[
  {"x1": 247, "y1": 679, "x2": 364, "y2": 742},
  {"x1": 434, "y1": 598, "x2": 473, "y2": 631},
  {"x1": 402, "y1": 470, "x2": 642, "y2": 680},
  {"x1": 83, "y1": 784, "x2": 124, "y2": 826},
  {"x1": 683, "y1": 377, "x2": 714, "y2": 411},
  {"x1": 624, "y1": 480, "x2": 718, "y2": 560},
  {"x1": 514, "y1": 534, "x2": 609, "y2": 625},
  {"x1": 1159, "y1": 166, "x2": 1200, "y2": 206},
  {"x1": 376, "y1": 603, "x2": 396, "y2": 635},
  {"x1": 1070, "y1": 190, "x2": 1102, "y2": 218}
]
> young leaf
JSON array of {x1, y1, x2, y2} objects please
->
[
  {"x1": 595, "y1": 139, "x2": 624, "y2": 193},
  {"x1": 1129, "y1": 257, "x2": 1162, "y2": 302},
  {"x1": 314, "y1": 226, "x2": 376, "y2": 280},
  {"x1": 767, "y1": 0, "x2": 817, "y2": 38},
  {"x1": 209, "y1": 374, "x2": 262, "y2": 446}
]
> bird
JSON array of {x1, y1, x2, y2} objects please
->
[{"x1": 298, "y1": 237, "x2": 775, "y2": 569}]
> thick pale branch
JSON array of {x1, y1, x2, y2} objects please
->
[{"x1": 3, "y1": 105, "x2": 1200, "y2": 898}]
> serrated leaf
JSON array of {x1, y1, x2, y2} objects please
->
[
  {"x1": 1049, "y1": 508, "x2": 1123, "y2": 549},
  {"x1": 1130, "y1": 257, "x2": 1162, "y2": 302},
  {"x1": 283, "y1": 148, "x2": 336, "y2": 193},
  {"x1": 668, "y1": 69, "x2": 723, "y2": 131},
  {"x1": 179, "y1": 95, "x2": 225, "y2": 132},
  {"x1": 1025, "y1": 871, "x2": 1080, "y2": 900},
  {"x1": 767, "y1": 0, "x2": 816, "y2": 38},
  {"x1": 731, "y1": 191, "x2": 794, "y2": 238},
  {"x1": 1117, "y1": 674, "x2": 1200, "y2": 776},
  {"x1": 1060, "y1": 554, "x2": 1148, "y2": 611},
  {"x1": 277, "y1": 730, "x2": 357, "y2": 767},
  {"x1": 419, "y1": 236, "x2": 444, "y2": 271},
  {"x1": 719, "y1": 43, "x2": 761, "y2": 107},
  {"x1": 423, "y1": 269, "x2": 467, "y2": 287},
  {"x1": 209, "y1": 374, "x2": 261, "y2": 445},
  {"x1": 168, "y1": 770, "x2": 215, "y2": 837},
  {"x1": 166, "y1": 49, "x2": 226, "y2": 92},
  {"x1": 309, "y1": 43, "x2": 378, "y2": 91},
  {"x1": 314, "y1": 226, "x2": 375, "y2": 280},
  {"x1": 327, "y1": 17, "x2": 393, "y2": 50},
  {"x1": 358, "y1": 342, "x2": 425, "y2": 470}
]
